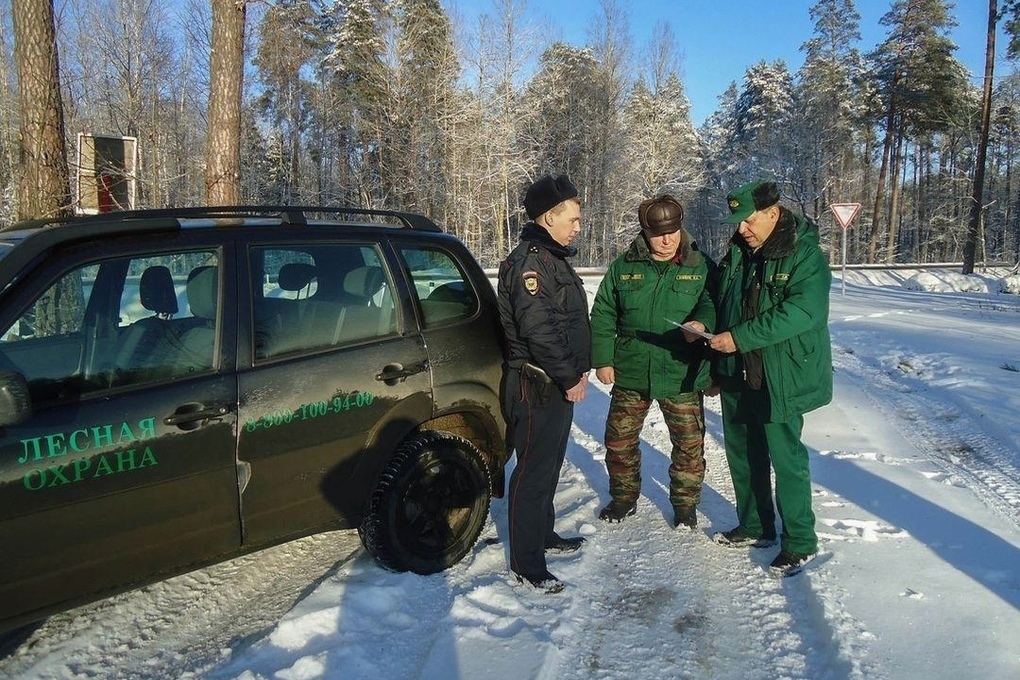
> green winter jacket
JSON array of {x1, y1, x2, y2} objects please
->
[
  {"x1": 591, "y1": 229, "x2": 715, "y2": 399},
  {"x1": 713, "y1": 208, "x2": 833, "y2": 422}
]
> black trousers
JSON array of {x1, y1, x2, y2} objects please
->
[{"x1": 503, "y1": 368, "x2": 573, "y2": 576}]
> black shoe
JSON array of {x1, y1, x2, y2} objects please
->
[
  {"x1": 599, "y1": 500, "x2": 637, "y2": 523},
  {"x1": 673, "y1": 505, "x2": 697, "y2": 529},
  {"x1": 713, "y1": 527, "x2": 776, "y2": 548},
  {"x1": 769, "y1": 549, "x2": 816, "y2": 572},
  {"x1": 546, "y1": 536, "x2": 586, "y2": 554},
  {"x1": 512, "y1": 570, "x2": 565, "y2": 594}
]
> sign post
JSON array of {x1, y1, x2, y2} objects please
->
[{"x1": 830, "y1": 203, "x2": 861, "y2": 296}]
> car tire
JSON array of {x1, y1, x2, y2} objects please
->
[{"x1": 359, "y1": 430, "x2": 491, "y2": 574}]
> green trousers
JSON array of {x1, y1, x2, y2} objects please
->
[{"x1": 720, "y1": 388, "x2": 818, "y2": 554}]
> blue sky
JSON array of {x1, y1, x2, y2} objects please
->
[{"x1": 446, "y1": 0, "x2": 1007, "y2": 126}]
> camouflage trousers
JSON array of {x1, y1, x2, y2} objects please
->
[{"x1": 604, "y1": 386, "x2": 706, "y2": 509}]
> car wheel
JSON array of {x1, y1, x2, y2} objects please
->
[{"x1": 359, "y1": 431, "x2": 491, "y2": 574}]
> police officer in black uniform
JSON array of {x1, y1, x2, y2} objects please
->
[{"x1": 497, "y1": 173, "x2": 592, "y2": 593}]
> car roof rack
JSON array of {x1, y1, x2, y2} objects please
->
[
  {"x1": 11, "y1": 205, "x2": 443, "y2": 233},
  {"x1": 1, "y1": 206, "x2": 445, "y2": 292}
]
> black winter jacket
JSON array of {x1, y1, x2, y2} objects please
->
[{"x1": 497, "y1": 223, "x2": 592, "y2": 393}]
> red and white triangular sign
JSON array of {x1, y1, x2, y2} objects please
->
[{"x1": 830, "y1": 203, "x2": 861, "y2": 230}]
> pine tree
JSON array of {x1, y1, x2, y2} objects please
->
[
  {"x1": 0, "y1": 2, "x2": 18, "y2": 225},
  {"x1": 321, "y1": 0, "x2": 392, "y2": 207},
  {"x1": 963, "y1": 0, "x2": 1005, "y2": 273},
  {"x1": 206, "y1": 0, "x2": 246, "y2": 205},
  {"x1": 11, "y1": 0, "x2": 81, "y2": 336},
  {"x1": 523, "y1": 42, "x2": 606, "y2": 264},
  {"x1": 390, "y1": 0, "x2": 458, "y2": 218},
  {"x1": 866, "y1": 0, "x2": 969, "y2": 263},
  {"x1": 12, "y1": 0, "x2": 71, "y2": 220},
  {"x1": 1003, "y1": 0, "x2": 1020, "y2": 58},
  {"x1": 991, "y1": 71, "x2": 1020, "y2": 265},
  {"x1": 700, "y1": 82, "x2": 739, "y2": 179},
  {"x1": 253, "y1": 0, "x2": 321, "y2": 204},
  {"x1": 621, "y1": 76, "x2": 703, "y2": 205},
  {"x1": 794, "y1": 0, "x2": 865, "y2": 219},
  {"x1": 729, "y1": 60, "x2": 795, "y2": 185},
  {"x1": 583, "y1": 0, "x2": 633, "y2": 266}
]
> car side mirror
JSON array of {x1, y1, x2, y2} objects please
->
[{"x1": 0, "y1": 368, "x2": 31, "y2": 427}]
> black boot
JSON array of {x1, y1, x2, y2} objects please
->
[
  {"x1": 599, "y1": 499, "x2": 637, "y2": 523},
  {"x1": 546, "y1": 536, "x2": 586, "y2": 554},
  {"x1": 512, "y1": 570, "x2": 565, "y2": 594},
  {"x1": 672, "y1": 505, "x2": 697, "y2": 529},
  {"x1": 713, "y1": 526, "x2": 777, "y2": 548}
]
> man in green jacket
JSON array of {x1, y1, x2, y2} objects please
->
[
  {"x1": 591, "y1": 195, "x2": 715, "y2": 529},
  {"x1": 708, "y1": 179, "x2": 833, "y2": 573}
]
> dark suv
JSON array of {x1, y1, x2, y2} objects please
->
[{"x1": 0, "y1": 207, "x2": 507, "y2": 633}]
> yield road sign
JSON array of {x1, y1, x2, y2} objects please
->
[{"x1": 830, "y1": 203, "x2": 861, "y2": 230}]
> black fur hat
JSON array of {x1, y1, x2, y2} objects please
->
[{"x1": 524, "y1": 174, "x2": 578, "y2": 220}]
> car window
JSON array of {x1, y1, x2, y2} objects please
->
[
  {"x1": 1, "y1": 267, "x2": 91, "y2": 343},
  {"x1": 0, "y1": 250, "x2": 220, "y2": 405},
  {"x1": 399, "y1": 246, "x2": 479, "y2": 327},
  {"x1": 252, "y1": 244, "x2": 398, "y2": 360},
  {"x1": 258, "y1": 250, "x2": 317, "y2": 300},
  {"x1": 115, "y1": 254, "x2": 218, "y2": 328}
]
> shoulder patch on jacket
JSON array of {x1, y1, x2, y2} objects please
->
[{"x1": 522, "y1": 270, "x2": 540, "y2": 295}]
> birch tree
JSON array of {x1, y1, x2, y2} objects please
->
[
  {"x1": 63, "y1": 0, "x2": 192, "y2": 208},
  {"x1": 456, "y1": 0, "x2": 542, "y2": 263},
  {"x1": 584, "y1": 0, "x2": 633, "y2": 264}
]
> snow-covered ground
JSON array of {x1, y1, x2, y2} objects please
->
[{"x1": 2, "y1": 267, "x2": 1019, "y2": 680}]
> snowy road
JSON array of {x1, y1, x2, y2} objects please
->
[
  {"x1": 0, "y1": 531, "x2": 362, "y2": 678},
  {"x1": 2, "y1": 269, "x2": 1019, "y2": 679}
]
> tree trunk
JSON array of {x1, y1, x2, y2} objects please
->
[
  {"x1": 869, "y1": 105, "x2": 896, "y2": 263},
  {"x1": 12, "y1": 0, "x2": 71, "y2": 220},
  {"x1": 1007, "y1": 121, "x2": 1017, "y2": 265},
  {"x1": 885, "y1": 132, "x2": 904, "y2": 264},
  {"x1": 962, "y1": 0, "x2": 997, "y2": 274},
  {"x1": 206, "y1": 0, "x2": 245, "y2": 206},
  {"x1": 919, "y1": 145, "x2": 931, "y2": 262},
  {"x1": 0, "y1": 21, "x2": 18, "y2": 195}
]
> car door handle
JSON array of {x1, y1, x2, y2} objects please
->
[
  {"x1": 164, "y1": 403, "x2": 231, "y2": 430},
  {"x1": 375, "y1": 361, "x2": 429, "y2": 385}
]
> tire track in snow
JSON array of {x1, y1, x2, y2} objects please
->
[
  {"x1": 833, "y1": 344, "x2": 1020, "y2": 528},
  {"x1": 701, "y1": 400, "x2": 877, "y2": 680},
  {"x1": 545, "y1": 389, "x2": 875, "y2": 679}
]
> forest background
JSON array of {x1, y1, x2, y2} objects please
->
[{"x1": 3, "y1": 0, "x2": 1020, "y2": 269}]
